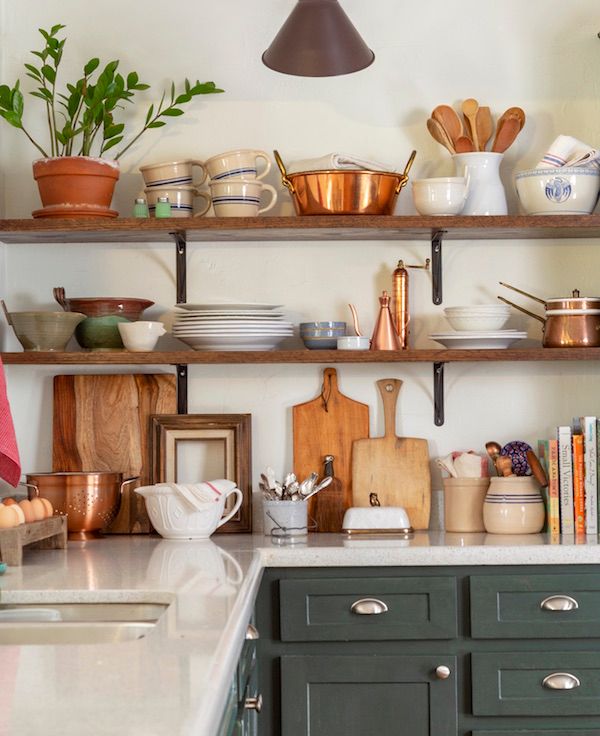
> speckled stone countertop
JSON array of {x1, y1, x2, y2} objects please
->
[{"x1": 0, "y1": 532, "x2": 599, "y2": 736}]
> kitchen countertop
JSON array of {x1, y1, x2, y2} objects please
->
[{"x1": 1, "y1": 531, "x2": 600, "y2": 736}]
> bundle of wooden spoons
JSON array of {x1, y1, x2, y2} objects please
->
[{"x1": 427, "y1": 99, "x2": 525, "y2": 155}]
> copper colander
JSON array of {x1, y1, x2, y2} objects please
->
[
  {"x1": 274, "y1": 149, "x2": 416, "y2": 216},
  {"x1": 25, "y1": 472, "x2": 138, "y2": 540}
]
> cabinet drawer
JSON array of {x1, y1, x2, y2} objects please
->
[
  {"x1": 472, "y1": 651, "x2": 600, "y2": 716},
  {"x1": 472, "y1": 732, "x2": 600, "y2": 735},
  {"x1": 279, "y1": 576, "x2": 457, "y2": 641},
  {"x1": 470, "y1": 573, "x2": 600, "y2": 638}
]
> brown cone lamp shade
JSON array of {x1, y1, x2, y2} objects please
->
[{"x1": 262, "y1": 0, "x2": 374, "y2": 77}]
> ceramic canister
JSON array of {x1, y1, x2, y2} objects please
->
[{"x1": 483, "y1": 476, "x2": 545, "y2": 534}]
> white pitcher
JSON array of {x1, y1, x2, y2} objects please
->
[{"x1": 453, "y1": 152, "x2": 507, "y2": 215}]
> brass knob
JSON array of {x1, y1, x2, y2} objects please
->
[
  {"x1": 435, "y1": 665, "x2": 451, "y2": 680},
  {"x1": 246, "y1": 623, "x2": 260, "y2": 640},
  {"x1": 245, "y1": 694, "x2": 263, "y2": 712}
]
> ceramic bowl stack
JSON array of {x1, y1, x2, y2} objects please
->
[
  {"x1": 430, "y1": 304, "x2": 527, "y2": 349},
  {"x1": 172, "y1": 302, "x2": 293, "y2": 350}
]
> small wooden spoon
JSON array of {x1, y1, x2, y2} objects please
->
[
  {"x1": 476, "y1": 106, "x2": 493, "y2": 151},
  {"x1": 492, "y1": 116, "x2": 521, "y2": 153},
  {"x1": 426, "y1": 117, "x2": 455, "y2": 154},
  {"x1": 454, "y1": 136, "x2": 475, "y2": 153},
  {"x1": 431, "y1": 105, "x2": 463, "y2": 147},
  {"x1": 500, "y1": 106, "x2": 526, "y2": 131},
  {"x1": 462, "y1": 98, "x2": 480, "y2": 151}
]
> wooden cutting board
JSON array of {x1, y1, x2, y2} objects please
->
[
  {"x1": 52, "y1": 374, "x2": 177, "y2": 533},
  {"x1": 293, "y1": 368, "x2": 369, "y2": 531},
  {"x1": 352, "y1": 378, "x2": 431, "y2": 530}
]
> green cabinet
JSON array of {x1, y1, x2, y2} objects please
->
[
  {"x1": 281, "y1": 654, "x2": 457, "y2": 736},
  {"x1": 218, "y1": 622, "x2": 260, "y2": 736},
  {"x1": 255, "y1": 565, "x2": 600, "y2": 736}
]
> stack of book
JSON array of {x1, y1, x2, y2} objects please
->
[{"x1": 538, "y1": 417, "x2": 598, "y2": 537}]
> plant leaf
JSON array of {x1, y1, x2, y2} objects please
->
[
  {"x1": 24, "y1": 63, "x2": 42, "y2": 80},
  {"x1": 144, "y1": 104, "x2": 154, "y2": 125},
  {"x1": 161, "y1": 108, "x2": 184, "y2": 116},
  {"x1": 148, "y1": 120, "x2": 166, "y2": 128},
  {"x1": 126, "y1": 71, "x2": 138, "y2": 88},
  {"x1": 41, "y1": 65, "x2": 56, "y2": 84},
  {"x1": 101, "y1": 135, "x2": 123, "y2": 152},
  {"x1": 0, "y1": 110, "x2": 22, "y2": 128},
  {"x1": 84, "y1": 58, "x2": 100, "y2": 76}
]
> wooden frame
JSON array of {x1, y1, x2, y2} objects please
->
[{"x1": 150, "y1": 414, "x2": 252, "y2": 533}]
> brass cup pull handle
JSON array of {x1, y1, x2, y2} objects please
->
[
  {"x1": 350, "y1": 598, "x2": 389, "y2": 615},
  {"x1": 245, "y1": 694, "x2": 263, "y2": 712},
  {"x1": 540, "y1": 595, "x2": 579, "y2": 611},
  {"x1": 542, "y1": 672, "x2": 580, "y2": 690},
  {"x1": 435, "y1": 665, "x2": 451, "y2": 680},
  {"x1": 246, "y1": 623, "x2": 259, "y2": 640}
]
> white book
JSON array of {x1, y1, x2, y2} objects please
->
[
  {"x1": 558, "y1": 425, "x2": 574, "y2": 535},
  {"x1": 583, "y1": 417, "x2": 598, "y2": 535}
]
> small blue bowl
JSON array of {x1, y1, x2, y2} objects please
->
[
  {"x1": 300, "y1": 328, "x2": 347, "y2": 338},
  {"x1": 302, "y1": 336, "x2": 339, "y2": 350},
  {"x1": 300, "y1": 321, "x2": 346, "y2": 332}
]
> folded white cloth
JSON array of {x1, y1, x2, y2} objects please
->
[
  {"x1": 536, "y1": 135, "x2": 600, "y2": 170},
  {"x1": 286, "y1": 153, "x2": 395, "y2": 174},
  {"x1": 173, "y1": 480, "x2": 236, "y2": 510}
]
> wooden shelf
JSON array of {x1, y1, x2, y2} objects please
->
[
  {"x1": 4, "y1": 348, "x2": 600, "y2": 365},
  {"x1": 1, "y1": 214, "x2": 600, "y2": 243}
]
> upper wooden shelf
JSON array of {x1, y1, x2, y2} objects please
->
[
  {"x1": 1, "y1": 214, "x2": 600, "y2": 244},
  {"x1": 3, "y1": 348, "x2": 600, "y2": 365}
]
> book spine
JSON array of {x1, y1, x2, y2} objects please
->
[
  {"x1": 558, "y1": 425, "x2": 574, "y2": 534},
  {"x1": 583, "y1": 417, "x2": 598, "y2": 535},
  {"x1": 537, "y1": 439, "x2": 550, "y2": 533},
  {"x1": 572, "y1": 432, "x2": 585, "y2": 536},
  {"x1": 548, "y1": 438, "x2": 561, "y2": 536}
]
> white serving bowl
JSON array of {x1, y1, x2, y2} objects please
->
[
  {"x1": 515, "y1": 167, "x2": 600, "y2": 215},
  {"x1": 445, "y1": 304, "x2": 510, "y2": 313},
  {"x1": 412, "y1": 177, "x2": 468, "y2": 216},
  {"x1": 444, "y1": 312, "x2": 510, "y2": 331}
]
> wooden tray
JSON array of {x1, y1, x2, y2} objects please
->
[{"x1": 0, "y1": 516, "x2": 67, "y2": 566}]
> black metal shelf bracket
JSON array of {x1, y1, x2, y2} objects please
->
[
  {"x1": 433, "y1": 361, "x2": 445, "y2": 426},
  {"x1": 431, "y1": 230, "x2": 444, "y2": 305},
  {"x1": 171, "y1": 230, "x2": 188, "y2": 414}
]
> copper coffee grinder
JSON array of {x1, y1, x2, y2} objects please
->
[{"x1": 391, "y1": 258, "x2": 430, "y2": 348}]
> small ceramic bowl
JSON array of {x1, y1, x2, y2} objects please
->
[
  {"x1": 302, "y1": 336, "x2": 339, "y2": 350},
  {"x1": 300, "y1": 321, "x2": 346, "y2": 332},
  {"x1": 412, "y1": 177, "x2": 468, "y2": 216},
  {"x1": 118, "y1": 321, "x2": 166, "y2": 352},
  {"x1": 337, "y1": 336, "x2": 370, "y2": 350},
  {"x1": 9, "y1": 311, "x2": 86, "y2": 351}
]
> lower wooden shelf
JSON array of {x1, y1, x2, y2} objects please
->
[{"x1": 3, "y1": 348, "x2": 600, "y2": 365}]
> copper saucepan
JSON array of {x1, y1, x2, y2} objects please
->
[
  {"x1": 498, "y1": 296, "x2": 600, "y2": 348},
  {"x1": 274, "y1": 149, "x2": 416, "y2": 216},
  {"x1": 23, "y1": 471, "x2": 138, "y2": 540},
  {"x1": 499, "y1": 282, "x2": 600, "y2": 311}
]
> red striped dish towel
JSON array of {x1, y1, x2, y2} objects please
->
[{"x1": 0, "y1": 358, "x2": 20, "y2": 487}]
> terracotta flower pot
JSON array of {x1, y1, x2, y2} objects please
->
[{"x1": 32, "y1": 156, "x2": 120, "y2": 218}]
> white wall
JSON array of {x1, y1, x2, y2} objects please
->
[{"x1": 2, "y1": 1, "x2": 600, "y2": 527}]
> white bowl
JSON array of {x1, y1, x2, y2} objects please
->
[
  {"x1": 337, "y1": 336, "x2": 370, "y2": 350},
  {"x1": 412, "y1": 177, "x2": 468, "y2": 216},
  {"x1": 444, "y1": 313, "x2": 510, "y2": 331},
  {"x1": 515, "y1": 167, "x2": 600, "y2": 215},
  {"x1": 135, "y1": 481, "x2": 243, "y2": 539},
  {"x1": 444, "y1": 304, "x2": 510, "y2": 313}
]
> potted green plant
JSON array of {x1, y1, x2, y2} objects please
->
[{"x1": 0, "y1": 24, "x2": 223, "y2": 218}]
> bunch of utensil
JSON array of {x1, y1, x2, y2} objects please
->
[
  {"x1": 259, "y1": 467, "x2": 332, "y2": 501},
  {"x1": 427, "y1": 99, "x2": 525, "y2": 155}
]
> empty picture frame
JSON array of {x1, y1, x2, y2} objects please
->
[{"x1": 150, "y1": 414, "x2": 252, "y2": 533}]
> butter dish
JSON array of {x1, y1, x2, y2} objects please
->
[{"x1": 342, "y1": 506, "x2": 413, "y2": 536}]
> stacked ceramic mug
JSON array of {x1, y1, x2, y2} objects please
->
[
  {"x1": 139, "y1": 160, "x2": 211, "y2": 218},
  {"x1": 203, "y1": 149, "x2": 278, "y2": 216}
]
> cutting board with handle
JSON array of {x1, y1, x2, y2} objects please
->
[
  {"x1": 352, "y1": 378, "x2": 431, "y2": 529},
  {"x1": 293, "y1": 368, "x2": 369, "y2": 531},
  {"x1": 52, "y1": 374, "x2": 176, "y2": 533}
]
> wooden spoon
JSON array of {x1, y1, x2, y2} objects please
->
[
  {"x1": 426, "y1": 117, "x2": 455, "y2": 154},
  {"x1": 501, "y1": 106, "x2": 526, "y2": 131},
  {"x1": 476, "y1": 106, "x2": 493, "y2": 151},
  {"x1": 492, "y1": 116, "x2": 521, "y2": 153},
  {"x1": 462, "y1": 98, "x2": 480, "y2": 151},
  {"x1": 431, "y1": 105, "x2": 463, "y2": 147},
  {"x1": 454, "y1": 136, "x2": 475, "y2": 153}
]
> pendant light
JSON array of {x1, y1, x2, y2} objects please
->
[{"x1": 262, "y1": 0, "x2": 374, "y2": 77}]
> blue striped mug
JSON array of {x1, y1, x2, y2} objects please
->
[
  {"x1": 205, "y1": 149, "x2": 272, "y2": 181},
  {"x1": 139, "y1": 159, "x2": 207, "y2": 188},
  {"x1": 208, "y1": 178, "x2": 277, "y2": 217}
]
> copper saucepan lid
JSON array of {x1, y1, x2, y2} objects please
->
[{"x1": 499, "y1": 282, "x2": 600, "y2": 310}]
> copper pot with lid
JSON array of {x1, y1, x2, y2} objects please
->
[{"x1": 498, "y1": 282, "x2": 600, "y2": 348}]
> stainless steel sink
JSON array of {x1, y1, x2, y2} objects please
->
[{"x1": 0, "y1": 602, "x2": 169, "y2": 645}]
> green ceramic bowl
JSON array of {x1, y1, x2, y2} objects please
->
[
  {"x1": 10, "y1": 311, "x2": 86, "y2": 351},
  {"x1": 75, "y1": 315, "x2": 132, "y2": 350}
]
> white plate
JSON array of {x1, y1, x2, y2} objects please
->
[
  {"x1": 175, "y1": 334, "x2": 289, "y2": 350},
  {"x1": 174, "y1": 303, "x2": 283, "y2": 311},
  {"x1": 173, "y1": 318, "x2": 292, "y2": 326},
  {"x1": 429, "y1": 332, "x2": 527, "y2": 349},
  {"x1": 173, "y1": 329, "x2": 293, "y2": 336},
  {"x1": 174, "y1": 313, "x2": 286, "y2": 320},
  {"x1": 430, "y1": 330, "x2": 525, "y2": 338}
]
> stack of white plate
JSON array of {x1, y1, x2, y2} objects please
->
[
  {"x1": 172, "y1": 302, "x2": 293, "y2": 350},
  {"x1": 430, "y1": 304, "x2": 527, "y2": 349}
]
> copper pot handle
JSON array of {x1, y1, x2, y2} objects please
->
[
  {"x1": 53, "y1": 287, "x2": 68, "y2": 311},
  {"x1": 1, "y1": 300, "x2": 12, "y2": 326},
  {"x1": 19, "y1": 481, "x2": 39, "y2": 497},
  {"x1": 119, "y1": 477, "x2": 140, "y2": 494},
  {"x1": 395, "y1": 149, "x2": 417, "y2": 193},
  {"x1": 498, "y1": 295, "x2": 545, "y2": 324},
  {"x1": 273, "y1": 149, "x2": 296, "y2": 194},
  {"x1": 499, "y1": 281, "x2": 546, "y2": 305}
]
